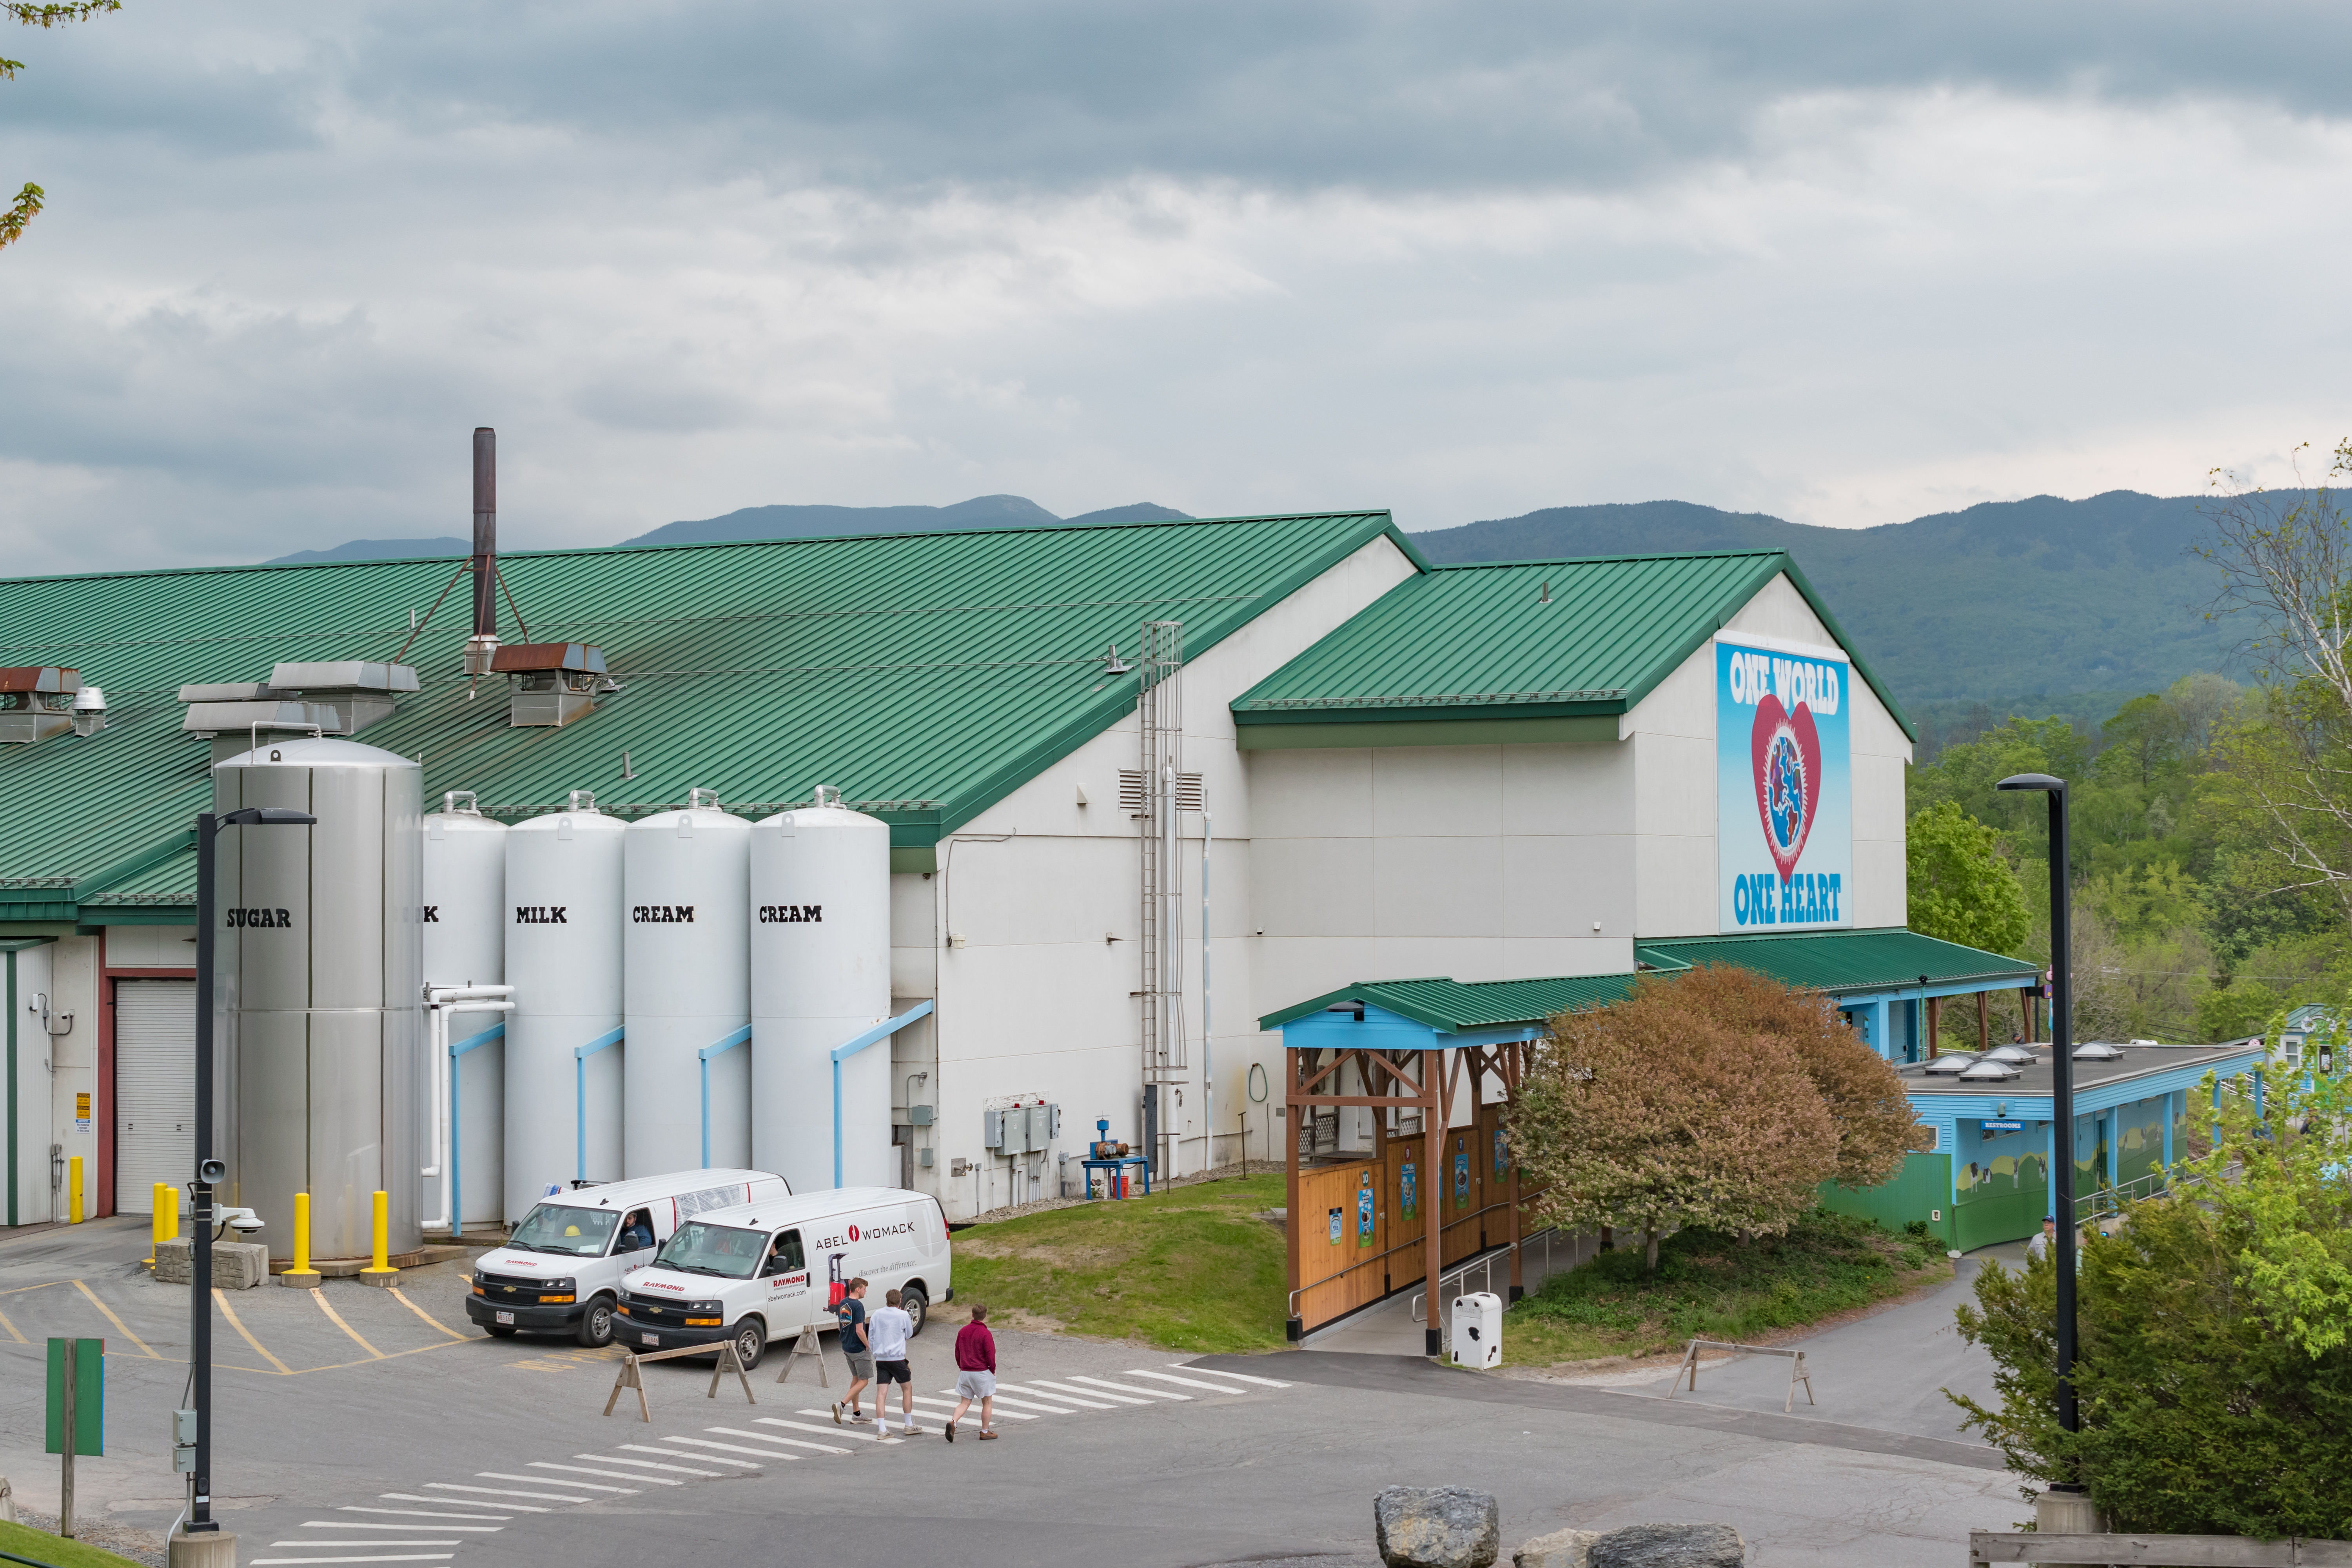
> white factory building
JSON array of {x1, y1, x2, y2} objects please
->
[{"x1": 0, "y1": 485, "x2": 1948, "y2": 1252}]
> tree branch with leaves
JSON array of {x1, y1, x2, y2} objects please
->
[{"x1": 1, "y1": 0, "x2": 118, "y2": 256}]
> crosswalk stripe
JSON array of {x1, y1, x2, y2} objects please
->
[
  {"x1": 709, "y1": 1423, "x2": 853, "y2": 1456},
  {"x1": 523, "y1": 1463, "x2": 662, "y2": 1488},
  {"x1": 910, "y1": 1393, "x2": 1035, "y2": 1421},
  {"x1": 1067, "y1": 1374, "x2": 1189, "y2": 1401},
  {"x1": 934, "y1": 1387, "x2": 1076, "y2": 1415},
  {"x1": 380, "y1": 1495, "x2": 544, "y2": 1514},
  {"x1": 1124, "y1": 1368, "x2": 1265, "y2": 1394},
  {"x1": 480, "y1": 1471, "x2": 634, "y2": 1494},
  {"x1": 1022, "y1": 1378, "x2": 1152, "y2": 1406},
  {"x1": 656, "y1": 1436, "x2": 779, "y2": 1464},
  {"x1": 778, "y1": 1414, "x2": 900, "y2": 1443},
  {"x1": 251, "y1": 1556, "x2": 455, "y2": 1565},
  {"x1": 1170, "y1": 1363, "x2": 1291, "y2": 1388},
  {"x1": 584, "y1": 1452, "x2": 724, "y2": 1476},
  {"x1": 990, "y1": 1380, "x2": 1119, "y2": 1409},
  {"x1": 307, "y1": 1523, "x2": 502, "y2": 1533},
  {"x1": 425, "y1": 1483, "x2": 595, "y2": 1504},
  {"x1": 338, "y1": 1510, "x2": 510, "y2": 1523}
]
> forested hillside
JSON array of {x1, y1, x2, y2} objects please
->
[{"x1": 1411, "y1": 492, "x2": 2237, "y2": 747}]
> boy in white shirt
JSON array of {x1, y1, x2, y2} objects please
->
[{"x1": 866, "y1": 1289, "x2": 919, "y2": 1436}]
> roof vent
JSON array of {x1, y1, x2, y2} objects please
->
[
  {"x1": 494, "y1": 642, "x2": 606, "y2": 727},
  {"x1": 0, "y1": 666, "x2": 83, "y2": 745}
]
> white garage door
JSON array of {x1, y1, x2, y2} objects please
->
[{"x1": 115, "y1": 978, "x2": 195, "y2": 1216}]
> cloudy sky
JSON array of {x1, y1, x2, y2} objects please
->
[{"x1": 4, "y1": 2, "x2": 2350, "y2": 572}]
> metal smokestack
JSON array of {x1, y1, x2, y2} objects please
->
[{"x1": 464, "y1": 428, "x2": 500, "y2": 677}]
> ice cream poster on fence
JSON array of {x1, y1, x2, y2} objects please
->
[{"x1": 1717, "y1": 636, "x2": 1853, "y2": 933}]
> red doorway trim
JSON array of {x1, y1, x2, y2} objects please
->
[{"x1": 98, "y1": 929, "x2": 198, "y2": 1220}]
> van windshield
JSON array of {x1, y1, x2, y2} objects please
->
[
  {"x1": 654, "y1": 1221, "x2": 769, "y2": 1279},
  {"x1": 508, "y1": 1204, "x2": 621, "y2": 1258}
]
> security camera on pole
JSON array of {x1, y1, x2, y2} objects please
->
[
  {"x1": 1993, "y1": 771, "x2": 2098, "y2": 1535},
  {"x1": 176, "y1": 804, "x2": 313, "y2": 1568}
]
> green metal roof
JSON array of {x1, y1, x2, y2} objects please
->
[
  {"x1": 0, "y1": 510, "x2": 1418, "y2": 920},
  {"x1": 1258, "y1": 974, "x2": 1638, "y2": 1033},
  {"x1": 1231, "y1": 550, "x2": 1914, "y2": 737},
  {"x1": 1634, "y1": 928, "x2": 2038, "y2": 996}
]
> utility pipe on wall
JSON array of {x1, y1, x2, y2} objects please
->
[{"x1": 422, "y1": 985, "x2": 514, "y2": 1234}]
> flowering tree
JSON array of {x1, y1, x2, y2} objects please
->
[
  {"x1": 1511, "y1": 971, "x2": 1840, "y2": 1275},
  {"x1": 1660, "y1": 963, "x2": 1920, "y2": 1188}
]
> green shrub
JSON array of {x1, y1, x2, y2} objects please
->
[{"x1": 1951, "y1": 1058, "x2": 2352, "y2": 1537}]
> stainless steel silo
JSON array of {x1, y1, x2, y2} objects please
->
[{"x1": 215, "y1": 736, "x2": 423, "y2": 1261}]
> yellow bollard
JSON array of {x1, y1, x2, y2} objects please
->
[
  {"x1": 359, "y1": 1188, "x2": 397, "y2": 1287},
  {"x1": 281, "y1": 1191, "x2": 321, "y2": 1288},
  {"x1": 68, "y1": 1156, "x2": 83, "y2": 1223}
]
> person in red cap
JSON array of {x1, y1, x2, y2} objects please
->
[{"x1": 944, "y1": 1303, "x2": 997, "y2": 1441}]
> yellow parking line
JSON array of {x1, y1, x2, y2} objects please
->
[
  {"x1": 0, "y1": 1304, "x2": 23, "y2": 1343},
  {"x1": 73, "y1": 1279, "x2": 158, "y2": 1359},
  {"x1": 389, "y1": 1287, "x2": 469, "y2": 1343},
  {"x1": 212, "y1": 1288, "x2": 292, "y2": 1375},
  {"x1": 312, "y1": 1289, "x2": 385, "y2": 1359}
]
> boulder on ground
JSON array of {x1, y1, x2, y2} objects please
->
[
  {"x1": 1375, "y1": 1485, "x2": 1502, "y2": 1568},
  {"x1": 1513, "y1": 1526, "x2": 1598, "y2": 1567},
  {"x1": 1588, "y1": 1523, "x2": 1744, "y2": 1567}
]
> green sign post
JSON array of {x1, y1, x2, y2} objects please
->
[{"x1": 45, "y1": 1336, "x2": 103, "y2": 1538}]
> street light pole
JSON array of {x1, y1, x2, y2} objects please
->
[
  {"x1": 187, "y1": 804, "x2": 314, "y2": 1542},
  {"x1": 1996, "y1": 771, "x2": 2088, "y2": 1518}
]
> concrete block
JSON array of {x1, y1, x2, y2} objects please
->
[
  {"x1": 155, "y1": 1239, "x2": 269, "y2": 1290},
  {"x1": 1375, "y1": 1485, "x2": 1501, "y2": 1568},
  {"x1": 167, "y1": 1529, "x2": 238, "y2": 1568},
  {"x1": 1514, "y1": 1528, "x2": 1597, "y2": 1568},
  {"x1": 1588, "y1": 1523, "x2": 1744, "y2": 1568}
]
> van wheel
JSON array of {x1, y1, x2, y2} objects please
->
[
  {"x1": 730, "y1": 1318, "x2": 767, "y2": 1370},
  {"x1": 576, "y1": 1296, "x2": 616, "y2": 1348},
  {"x1": 900, "y1": 1286, "x2": 928, "y2": 1336}
]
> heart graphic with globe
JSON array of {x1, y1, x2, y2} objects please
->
[{"x1": 1749, "y1": 693, "x2": 1822, "y2": 883}]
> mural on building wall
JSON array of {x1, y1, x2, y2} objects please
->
[
  {"x1": 1716, "y1": 636, "x2": 1854, "y2": 933},
  {"x1": 1955, "y1": 1122, "x2": 2047, "y2": 1207}
]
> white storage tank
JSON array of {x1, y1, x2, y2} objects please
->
[
  {"x1": 504, "y1": 792, "x2": 626, "y2": 1217},
  {"x1": 624, "y1": 790, "x2": 750, "y2": 1176},
  {"x1": 751, "y1": 786, "x2": 891, "y2": 1191},
  {"x1": 423, "y1": 791, "x2": 507, "y2": 1229},
  {"x1": 215, "y1": 735, "x2": 423, "y2": 1262}
]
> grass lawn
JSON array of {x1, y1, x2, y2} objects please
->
[
  {"x1": 0, "y1": 1520, "x2": 148, "y2": 1568},
  {"x1": 950, "y1": 1172, "x2": 1290, "y2": 1352},
  {"x1": 1503, "y1": 1209, "x2": 1948, "y2": 1367}
]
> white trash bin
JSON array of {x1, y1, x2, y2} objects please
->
[{"x1": 1450, "y1": 1290, "x2": 1502, "y2": 1370}]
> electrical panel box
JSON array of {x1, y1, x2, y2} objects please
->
[
  {"x1": 983, "y1": 1109, "x2": 1006, "y2": 1150},
  {"x1": 909, "y1": 1103, "x2": 935, "y2": 1127}
]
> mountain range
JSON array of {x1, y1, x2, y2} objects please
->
[{"x1": 266, "y1": 490, "x2": 2240, "y2": 743}]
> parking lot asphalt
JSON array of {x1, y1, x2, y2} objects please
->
[{"x1": 0, "y1": 1218, "x2": 2029, "y2": 1568}]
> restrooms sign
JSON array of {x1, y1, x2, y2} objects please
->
[{"x1": 1716, "y1": 635, "x2": 1853, "y2": 933}]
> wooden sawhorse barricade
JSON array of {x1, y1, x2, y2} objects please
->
[
  {"x1": 1666, "y1": 1338, "x2": 1815, "y2": 1414},
  {"x1": 602, "y1": 1325, "x2": 831, "y2": 1423}
]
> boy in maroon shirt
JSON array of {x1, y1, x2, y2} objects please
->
[{"x1": 944, "y1": 1303, "x2": 997, "y2": 1441}]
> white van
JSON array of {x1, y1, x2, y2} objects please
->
[
  {"x1": 468, "y1": 1169, "x2": 792, "y2": 1347},
  {"x1": 613, "y1": 1185, "x2": 952, "y2": 1370}
]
